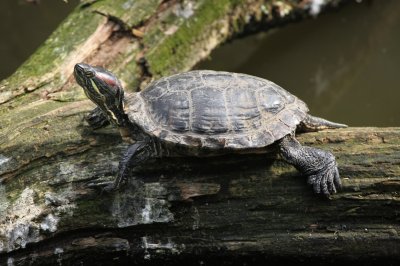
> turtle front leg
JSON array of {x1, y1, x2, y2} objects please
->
[
  {"x1": 113, "y1": 139, "x2": 160, "y2": 190},
  {"x1": 86, "y1": 106, "x2": 110, "y2": 129},
  {"x1": 278, "y1": 134, "x2": 341, "y2": 196}
]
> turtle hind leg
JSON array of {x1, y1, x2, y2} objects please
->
[
  {"x1": 279, "y1": 134, "x2": 341, "y2": 196},
  {"x1": 298, "y1": 114, "x2": 347, "y2": 132}
]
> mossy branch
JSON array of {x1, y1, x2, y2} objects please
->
[{"x1": 2, "y1": 0, "x2": 398, "y2": 265}]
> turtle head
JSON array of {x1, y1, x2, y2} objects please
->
[{"x1": 74, "y1": 63, "x2": 127, "y2": 126}]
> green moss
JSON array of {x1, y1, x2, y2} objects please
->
[
  {"x1": 48, "y1": 86, "x2": 87, "y2": 102},
  {"x1": 0, "y1": 100, "x2": 64, "y2": 126},
  {"x1": 0, "y1": 0, "x2": 169, "y2": 115},
  {"x1": 0, "y1": 4, "x2": 104, "y2": 117},
  {"x1": 144, "y1": 0, "x2": 245, "y2": 76},
  {"x1": 107, "y1": 46, "x2": 141, "y2": 92},
  {"x1": 0, "y1": 100, "x2": 86, "y2": 154},
  {"x1": 7, "y1": 8, "x2": 102, "y2": 86},
  {"x1": 91, "y1": 0, "x2": 163, "y2": 27}
]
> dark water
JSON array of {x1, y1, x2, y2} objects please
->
[
  {"x1": 0, "y1": 0, "x2": 79, "y2": 80},
  {"x1": 198, "y1": 1, "x2": 400, "y2": 127},
  {"x1": 1, "y1": 1, "x2": 399, "y2": 126}
]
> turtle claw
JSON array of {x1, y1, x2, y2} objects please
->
[
  {"x1": 112, "y1": 175, "x2": 126, "y2": 191},
  {"x1": 95, "y1": 178, "x2": 124, "y2": 194},
  {"x1": 307, "y1": 162, "x2": 340, "y2": 196},
  {"x1": 279, "y1": 135, "x2": 342, "y2": 197},
  {"x1": 333, "y1": 167, "x2": 342, "y2": 190}
]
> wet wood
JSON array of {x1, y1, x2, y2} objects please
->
[
  {"x1": 1, "y1": 0, "x2": 399, "y2": 265},
  {"x1": 1, "y1": 127, "x2": 399, "y2": 265}
]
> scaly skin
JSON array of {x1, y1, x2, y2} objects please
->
[
  {"x1": 86, "y1": 106, "x2": 110, "y2": 129},
  {"x1": 279, "y1": 135, "x2": 341, "y2": 195}
]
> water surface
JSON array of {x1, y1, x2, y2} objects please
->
[
  {"x1": 0, "y1": 0, "x2": 79, "y2": 80},
  {"x1": 197, "y1": 1, "x2": 400, "y2": 127},
  {"x1": 1, "y1": 1, "x2": 399, "y2": 126}
]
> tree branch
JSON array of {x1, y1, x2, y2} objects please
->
[{"x1": 2, "y1": 0, "x2": 398, "y2": 265}]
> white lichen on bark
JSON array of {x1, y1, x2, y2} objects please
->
[
  {"x1": 0, "y1": 185, "x2": 77, "y2": 253},
  {"x1": 111, "y1": 183, "x2": 174, "y2": 227}
]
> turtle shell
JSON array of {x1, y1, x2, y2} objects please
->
[{"x1": 125, "y1": 70, "x2": 309, "y2": 149}]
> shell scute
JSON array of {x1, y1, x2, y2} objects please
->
[
  {"x1": 191, "y1": 87, "x2": 229, "y2": 134},
  {"x1": 257, "y1": 88, "x2": 285, "y2": 114},
  {"x1": 250, "y1": 130, "x2": 275, "y2": 147},
  {"x1": 201, "y1": 136, "x2": 227, "y2": 149},
  {"x1": 226, "y1": 87, "x2": 261, "y2": 132},
  {"x1": 148, "y1": 91, "x2": 190, "y2": 132},
  {"x1": 269, "y1": 120, "x2": 291, "y2": 140},
  {"x1": 202, "y1": 71, "x2": 233, "y2": 89},
  {"x1": 142, "y1": 79, "x2": 169, "y2": 100},
  {"x1": 168, "y1": 73, "x2": 196, "y2": 91}
]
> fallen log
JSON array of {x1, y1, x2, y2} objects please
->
[
  {"x1": 1, "y1": 127, "x2": 399, "y2": 265},
  {"x1": 1, "y1": 0, "x2": 399, "y2": 265}
]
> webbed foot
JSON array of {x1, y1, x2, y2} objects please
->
[
  {"x1": 279, "y1": 134, "x2": 342, "y2": 196},
  {"x1": 304, "y1": 152, "x2": 342, "y2": 195}
]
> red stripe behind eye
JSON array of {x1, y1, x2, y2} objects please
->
[{"x1": 95, "y1": 72, "x2": 117, "y2": 88}]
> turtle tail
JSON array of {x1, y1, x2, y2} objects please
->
[{"x1": 298, "y1": 114, "x2": 348, "y2": 132}]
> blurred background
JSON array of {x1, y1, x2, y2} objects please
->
[
  {"x1": 0, "y1": 0, "x2": 79, "y2": 79},
  {"x1": 0, "y1": 0, "x2": 399, "y2": 126}
]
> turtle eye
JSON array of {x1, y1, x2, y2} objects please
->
[{"x1": 84, "y1": 70, "x2": 95, "y2": 78}]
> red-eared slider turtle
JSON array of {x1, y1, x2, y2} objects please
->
[{"x1": 74, "y1": 63, "x2": 347, "y2": 195}]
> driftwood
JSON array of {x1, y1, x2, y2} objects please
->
[{"x1": 0, "y1": 0, "x2": 399, "y2": 265}]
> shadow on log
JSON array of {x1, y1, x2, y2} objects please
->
[
  {"x1": 0, "y1": 0, "x2": 399, "y2": 265},
  {"x1": 1, "y1": 127, "x2": 399, "y2": 265}
]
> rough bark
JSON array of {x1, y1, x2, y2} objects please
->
[{"x1": 1, "y1": 0, "x2": 399, "y2": 265}]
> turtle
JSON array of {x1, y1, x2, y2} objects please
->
[{"x1": 74, "y1": 63, "x2": 347, "y2": 195}]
